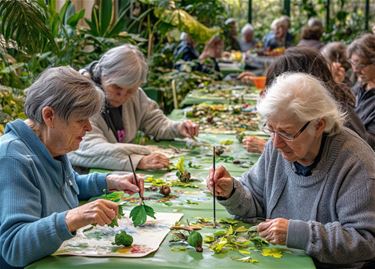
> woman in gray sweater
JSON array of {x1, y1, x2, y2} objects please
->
[{"x1": 207, "y1": 73, "x2": 375, "y2": 269}]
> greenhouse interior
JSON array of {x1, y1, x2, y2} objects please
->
[{"x1": 0, "y1": 1, "x2": 375, "y2": 269}]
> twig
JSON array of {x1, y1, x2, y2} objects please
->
[
  {"x1": 128, "y1": 155, "x2": 144, "y2": 202},
  {"x1": 213, "y1": 146, "x2": 217, "y2": 228}
]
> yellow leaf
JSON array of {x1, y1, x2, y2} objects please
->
[
  {"x1": 238, "y1": 249, "x2": 251, "y2": 255},
  {"x1": 261, "y1": 248, "x2": 283, "y2": 258}
]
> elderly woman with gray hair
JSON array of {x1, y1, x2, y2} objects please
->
[
  {"x1": 0, "y1": 67, "x2": 144, "y2": 268},
  {"x1": 207, "y1": 73, "x2": 375, "y2": 269},
  {"x1": 69, "y1": 44, "x2": 198, "y2": 172}
]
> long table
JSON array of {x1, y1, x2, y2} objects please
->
[{"x1": 26, "y1": 133, "x2": 315, "y2": 269}]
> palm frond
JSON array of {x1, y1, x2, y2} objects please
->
[{"x1": 0, "y1": 0, "x2": 56, "y2": 53}]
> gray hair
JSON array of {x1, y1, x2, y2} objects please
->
[
  {"x1": 308, "y1": 17, "x2": 323, "y2": 29},
  {"x1": 257, "y1": 72, "x2": 345, "y2": 135},
  {"x1": 241, "y1": 23, "x2": 254, "y2": 35},
  {"x1": 347, "y1": 33, "x2": 375, "y2": 64},
  {"x1": 93, "y1": 44, "x2": 148, "y2": 88},
  {"x1": 25, "y1": 66, "x2": 104, "y2": 124},
  {"x1": 271, "y1": 18, "x2": 287, "y2": 31}
]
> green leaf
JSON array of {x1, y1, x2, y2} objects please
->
[
  {"x1": 99, "y1": 0, "x2": 112, "y2": 36},
  {"x1": 187, "y1": 231, "x2": 203, "y2": 252},
  {"x1": 144, "y1": 204, "x2": 156, "y2": 219},
  {"x1": 130, "y1": 205, "x2": 147, "y2": 227},
  {"x1": 130, "y1": 204, "x2": 156, "y2": 226}
]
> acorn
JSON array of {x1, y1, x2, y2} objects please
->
[{"x1": 159, "y1": 185, "x2": 171, "y2": 197}]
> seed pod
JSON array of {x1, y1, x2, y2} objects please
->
[{"x1": 159, "y1": 185, "x2": 171, "y2": 196}]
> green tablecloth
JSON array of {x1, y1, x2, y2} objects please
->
[
  {"x1": 26, "y1": 133, "x2": 314, "y2": 269},
  {"x1": 27, "y1": 204, "x2": 315, "y2": 269},
  {"x1": 180, "y1": 84, "x2": 259, "y2": 107}
]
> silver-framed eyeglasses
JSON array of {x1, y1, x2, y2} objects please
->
[{"x1": 262, "y1": 121, "x2": 311, "y2": 141}]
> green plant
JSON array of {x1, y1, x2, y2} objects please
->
[
  {"x1": 187, "y1": 231, "x2": 203, "y2": 252},
  {"x1": 0, "y1": 0, "x2": 56, "y2": 54},
  {"x1": 113, "y1": 231, "x2": 133, "y2": 247}
]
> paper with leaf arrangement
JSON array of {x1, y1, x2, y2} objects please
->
[{"x1": 54, "y1": 211, "x2": 183, "y2": 257}]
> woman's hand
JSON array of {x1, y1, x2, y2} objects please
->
[
  {"x1": 242, "y1": 136, "x2": 266, "y2": 153},
  {"x1": 330, "y1": 62, "x2": 346, "y2": 84},
  {"x1": 257, "y1": 218, "x2": 289, "y2": 245},
  {"x1": 137, "y1": 153, "x2": 170, "y2": 170},
  {"x1": 178, "y1": 120, "x2": 199, "y2": 138},
  {"x1": 65, "y1": 199, "x2": 118, "y2": 232},
  {"x1": 237, "y1": 71, "x2": 256, "y2": 84},
  {"x1": 206, "y1": 165, "x2": 234, "y2": 198},
  {"x1": 106, "y1": 173, "x2": 144, "y2": 196}
]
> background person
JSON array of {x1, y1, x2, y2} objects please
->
[
  {"x1": 263, "y1": 17, "x2": 293, "y2": 50},
  {"x1": 0, "y1": 67, "x2": 144, "y2": 269},
  {"x1": 208, "y1": 72, "x2": 375, "y2": 269},
  {"x1": 241, "y1": 47, "x2": 369, "y2": 153},
  {"x1": 347, "y1": 33, "x2": 375, "y2": 149},
  {"x1": 239, "y1": 23, "x2": 257, "y2": 52},
  {"x1": 69, "y1": 44, "x2": 199, "y2": 172},
  {"x1": 321, "y1": 41, "x2": 353, "y2": 86}
]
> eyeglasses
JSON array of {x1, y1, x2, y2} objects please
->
[
  {"x1": 262, "y1": 121, "x2": 311, "y2": 141},
  {"x1": 349, "y1": 60, "x2": 371, "y2": 70}
]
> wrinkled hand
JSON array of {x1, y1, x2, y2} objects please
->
[
  {"x1": 178, "y1": 120, "x2": 199, "y2": 138},
  {"x1": 258, "y1": 218, "x2": 289, "y2": 245},
  {"x1": 65, "y1": 199, "x2": 118, "y2": 232},
  {"x1": 206, "y1": 165, "x2": 233, "y2": 198},
  {"x1": 137, "y1": 153, "x2": 170, "y2": 170},
  {"x1": 237, "y1": 71, "x2": 256, "y2": 84},
  {"x1": 330, "y1": 62, "x2": 346, "y2": 84},
  {"x1": 242, "y1": 136, "x2": 266, "y2": 153},
  {"x1": 106, "y1": 173, "x2": 144, "y2": 196}
]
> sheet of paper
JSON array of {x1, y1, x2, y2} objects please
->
[{"x1": 54, "y1": 212, "x2": 183, "y2": 257}]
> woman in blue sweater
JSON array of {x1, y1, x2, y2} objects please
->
[{"x1": 0, "y1": 67, "x2": 144, "y2": 268}]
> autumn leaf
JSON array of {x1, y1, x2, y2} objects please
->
[
  {"x1": 261, "y1": 248, "x2": 283, "y2": 258},
  {"x1": 236, "y1": 256, "x2": 259, "y2": 263}
]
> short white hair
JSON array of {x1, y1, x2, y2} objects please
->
[
  {"x1": 94, "y1": 44, "x2": 148, "y2": 88},
  {"x1": 257, "y1": 72, "x2": 345, "y2": 135},
  {"x1": 241, "y1": 23, "x2": 254, "y2": 35},
  {"x1": 271, "y1": 18, "x2": 286, "y2": 31}
]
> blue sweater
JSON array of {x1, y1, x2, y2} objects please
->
[{"x1": 0, "y1": 120, "x2": 108, "y2": 268}]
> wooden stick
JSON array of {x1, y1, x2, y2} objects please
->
[
  {"x1": 213, "y1": 146, "x2": 216, "y2": 228},
  {"x1": 128, "y1": 155, "x2": 144, "y2": 202}
]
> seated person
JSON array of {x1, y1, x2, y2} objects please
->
[
  {"x1": 347, "y1": 33, "x2": 375, "y2": 149},
  {"x1": 321, "y1": 41, "x2": 353, "y2": 86},
  {"x1": 174, "y1": 32, "x2": 199, "y2": 65},
  {"x1": 223, "y1": 18, "x2": 241, "y2": 51},
  {"x1": 199, "y1": 35, "x2": 224, "y2": 74},
  {"x1": 240, "y1": 47, "x2": 368, "y2": 153},
  {"x1": 207, "y1": 72, "x2": 375, "y2": 269},
  {"x1": 239, "y1": 23, "x2": 257, "y2": 52},
  {"x1": 297, "y1": 18, "x2": 324, "y2": 50},
  {"x1": 69, "y1": 45, "x2": 199, "y2": 172},
  {"x1": 263, "y1": 17, "x2": 293, "y2": 50},
  {"x1": 0, "y1": 67, "x2": 144, "y2": 268}
]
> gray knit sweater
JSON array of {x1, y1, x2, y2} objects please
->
[{"x1": 219, "y1": 128, "x2": 375, "y2": 268}]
